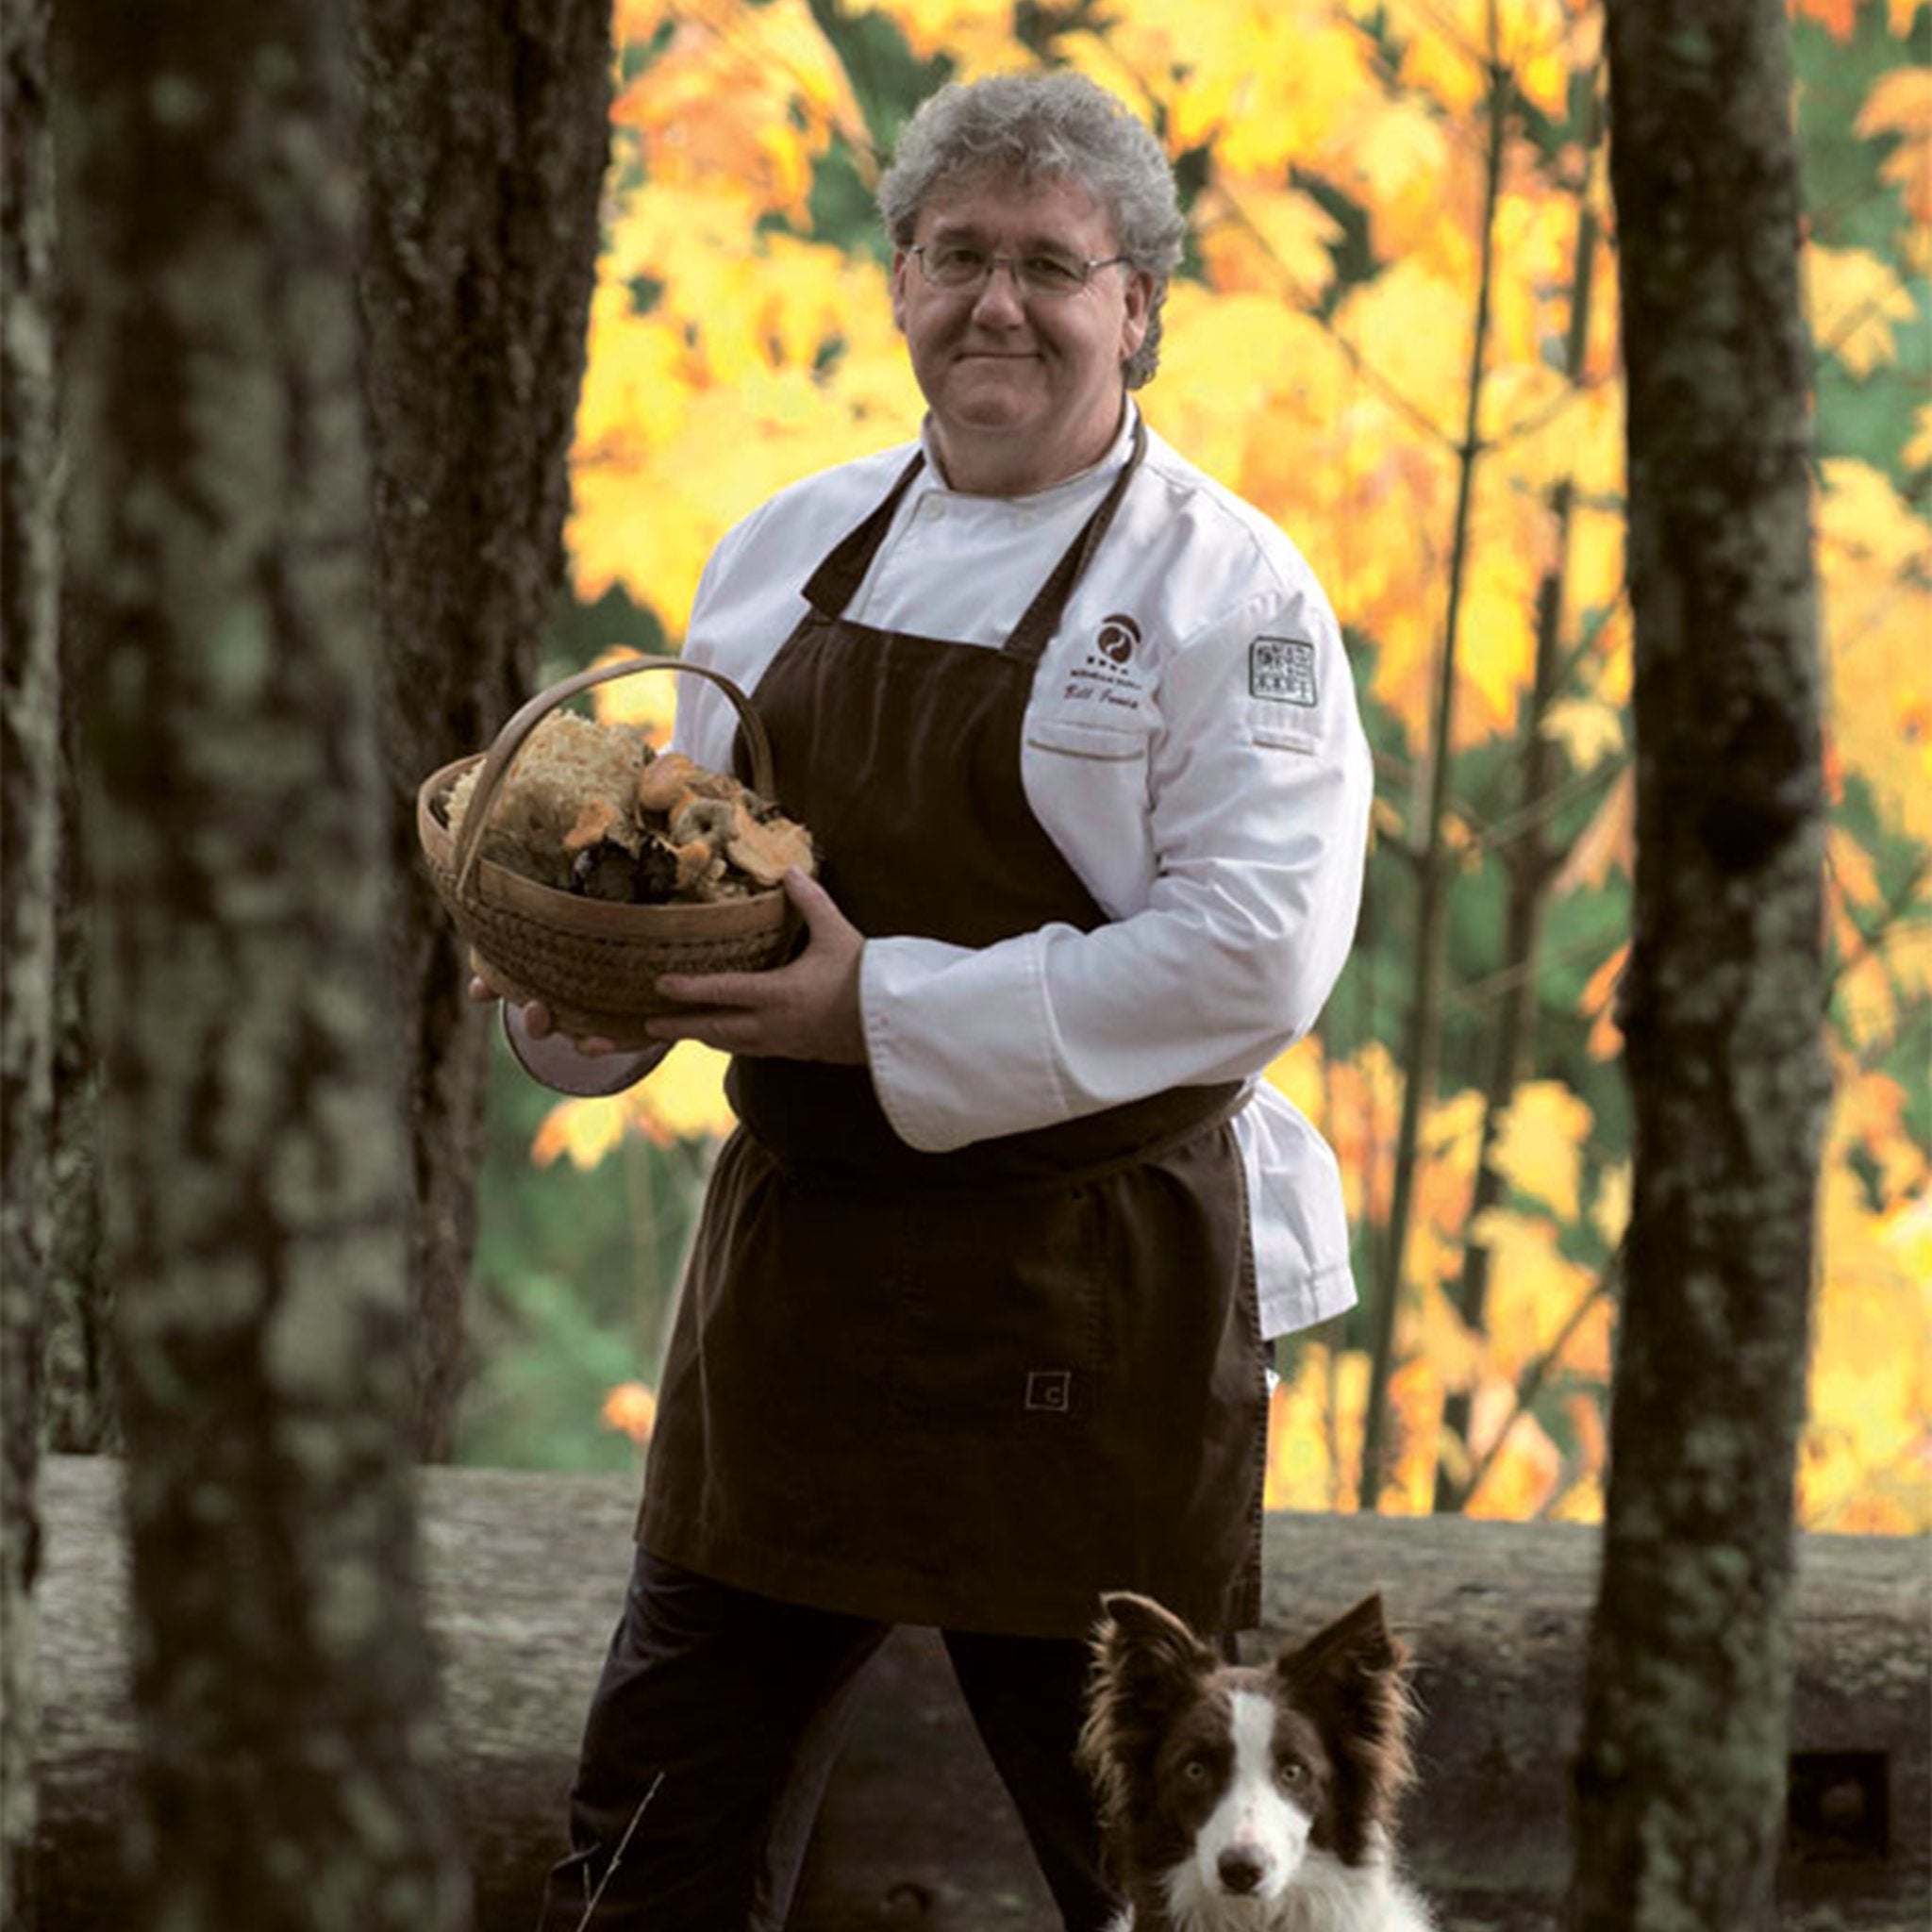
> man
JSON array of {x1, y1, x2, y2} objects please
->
[{"x1": 493, "y1": 68, "x2": 1373, "y2": 1931}]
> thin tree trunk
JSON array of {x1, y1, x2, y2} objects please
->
[
  {"x1": 1571, "y1": 0, "x2": 1828, "y2": 1918},
  {"x1": 1, "y1": 0, "x2": 58, "y2": 1918},
  {"x1": 358, "y1": 0, "x2": 611, "y2": 1458},
  {"x1": 1436, "y1": 82, "x2": 1605, "y2": 1513},
  {"x1": 51, "y1": 0, "x2": 469, "y2": 1923},
  {"x1": 1358, "y1": 48, "x2": 1513, "y2": 1509}
]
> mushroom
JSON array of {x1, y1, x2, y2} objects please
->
[
  {"x1": 724, "y1": 806, "x2": 814, "y2": 887},
  {"x1": 562, "y1": 797, "x2": 624, "y2": 854},
  {"x1": 637, "y1": 753, "x2": 703, "y2": 816}
]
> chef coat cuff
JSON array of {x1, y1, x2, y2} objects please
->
[
  {"x1": 1238, "y1": 1086, "x2": 1360, "y2": 1339},
  {"x1": 499, "y1": 1002, "x2": 668, "y2": 1096},
  {"x1": 860, "y1": 934, "x2": 1069, "y2": 1153}
]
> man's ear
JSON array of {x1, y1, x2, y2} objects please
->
[
  {"x1": 1119, "y1": 268, "x2": 1156, "y2": 361},
  {"x1": 890, "y1": 248, "x2": 912, "y2": 331}
]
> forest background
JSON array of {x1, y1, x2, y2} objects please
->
[{"x1": 457, "y1": 0, "x2": 1932, "y2": 1533}]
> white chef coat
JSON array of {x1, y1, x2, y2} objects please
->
[{"x1": 516, "y1": 405, "x2": 1373, "y2": 1339}]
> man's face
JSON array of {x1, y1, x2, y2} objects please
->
[{"x1": 891, "y1": 171, "x2": 1153, "y2": 495}]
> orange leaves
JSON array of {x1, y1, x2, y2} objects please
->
[
  {"x1": 1491, "y1": 1081, "x2": 1594, "y2": 1219},
  {"x1": 589, "y1": 656, "x2": 677, "y2": 744},
  {"x1": 601, "y1": 1381, "x2": 659, "y2": 1444},
  {"x1": 1857, "y1": 67, "x2": 1932, "y2": 246},
  {"x1": 1817, "y1": 459, "x2": 1932, "y2": 845},
  {"x1": 548, "y1": 0, "x2": 1930, "y2": 1540},
  {"x1": 1807, "y1": 242, "x2": 1921, "y2": 375},
  {"x1": 611, "y1": 0, "x2": 869, "y2": 224},
  {"x1": 1059, "y1": 0, "x2": 1382, "y2": 174},
  {"x1": 1380, "y1": 0, "x2": 1594, "y2": 121},
  {"x1": 1802, "y1": 1081, "x2": 1932, "y2": 1532},
  {"x1": 570, "y1": 208, "x2": 921, "y2": 619},
  {"x1": 531, "y1": 1044, "x2": 736, "y2": 1172}
]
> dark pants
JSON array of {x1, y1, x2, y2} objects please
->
[{"x1": 537, "y1": 1549, "x2": 1123, "y2": 1932}]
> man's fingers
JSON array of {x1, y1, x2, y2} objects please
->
[{"x1": 653, "y1": 970, "x2": 771, "y2": 1008}]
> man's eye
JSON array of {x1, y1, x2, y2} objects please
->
[
  {"x1": 1024, "y1": 254, "x2": 1084, "y2": 291},
  {"x1": 933, "y1": 244, "x2": 988, "y2": 277}
]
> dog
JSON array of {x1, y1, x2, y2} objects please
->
[{"x1": 1080, "y1": 1591, "x2": 1434, "y2": 1931}]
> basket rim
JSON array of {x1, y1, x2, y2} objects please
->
[{"x1": 417, "y1": 755, "x2": 789, "y2": 942}]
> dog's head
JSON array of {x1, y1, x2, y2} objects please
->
[{"x1": 1082, "y1": 1591, "x2": 1419, "y2": 1909}]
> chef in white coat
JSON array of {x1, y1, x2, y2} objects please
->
[{"x1": 497, "y1": 68, "x2": 1374, "y2": 1932}]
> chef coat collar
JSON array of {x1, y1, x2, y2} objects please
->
[{"x1": 914, "y1": 400, "x2": 1141, "y2": 511}]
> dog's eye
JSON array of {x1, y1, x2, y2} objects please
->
[
  {"x1": 1276, "y1": 1758, "x2": 1308, "y2": 1790},
  {"x1": 1183, "y1": 1757, "x2": 1211, "y2": 1784}
]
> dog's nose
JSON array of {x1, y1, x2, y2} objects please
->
[{"x1": 1217, "y1": 1846, "x2": 1269, "y2": 1894}]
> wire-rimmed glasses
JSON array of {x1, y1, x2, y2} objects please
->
[{"x1": 907, "y1": 242, "x2": 1131, "y2": 299}]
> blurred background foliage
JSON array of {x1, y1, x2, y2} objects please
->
[{"x1": 455, "y1": 0, "x2": 1930, "y2": 1531}]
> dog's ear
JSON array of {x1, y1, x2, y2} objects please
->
[
  {"x1": 1092, "y1": 1591, "x2": 1220, "y2": 1690},
  {"x1": 1277, "y1": 1594, "x2": 1417, "y2": 1861},
  {"x1": 1282, "y1": 1592, "x2": 1405, "y2": 1683}
]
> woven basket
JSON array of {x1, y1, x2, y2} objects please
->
[{"x1": 417, "y1": 657, "x2": 797, "y2": 1047}]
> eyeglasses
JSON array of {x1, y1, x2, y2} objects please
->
[{"x1": 908, "y1": 242, "x2": 1130, "y2": 299}]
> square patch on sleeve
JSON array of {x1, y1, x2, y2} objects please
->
[{"x1": 1250, "y1": 635, "x2": 1318, "y2": 707}]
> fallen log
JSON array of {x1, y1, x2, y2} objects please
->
[{"x1": 33, "y1": 1455, "x2": 1928, "y2": 1930}]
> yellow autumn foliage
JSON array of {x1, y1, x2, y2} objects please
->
[
  {"x1": 539, "y1": 0, "x2": 1931, "y2": 1537},
  {"x1": 1807, "y1": 243, "x2": 1921, "y2": 376},
  {"x1": 1492, "y1": 1082, "x2": 1595, "y2": 1220},
  {"x1": 532, "y1": 1045, "x2": 737, "y2": 1172},
  {"x1": 1857, "y1": 66, "x2": 1932, "y2": 240},
  {"x1": 1817, "y1": 458, "x2": 1932, "y2": 843}
]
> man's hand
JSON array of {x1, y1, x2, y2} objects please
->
[
  {"x1": 644, "y1": 868, "x2": 867, "y2": 1064},
  {"x1": 465, "y1": 957, "x2": 619, "y2": 1057}
]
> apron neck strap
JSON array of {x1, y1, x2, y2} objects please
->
[
  {"x1": 1001, "y1": 413, "x2": 1148, "y2": 667},
  {"x1": 797, "y1": 411, "x2": 1148, "y2": 656},
  {"x1": 801, "y1": 449, "x2": 927, "y2": 618}
]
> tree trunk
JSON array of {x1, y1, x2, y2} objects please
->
[
  {"x1": 357, "y1": 0, "x2": 612, "y2": 1459},
  {"x1": 50, "y1": 0, "x2": 469, "y2": 1924},
  {"x1": 1573, "y1": 0, "x2": 1829, "y2": 1921},
  {"x1": 1, "y1": 0, "x2": 58, "y2": 1918},
  {"x1": 1437, "y1": 91, "x2": 1604, "y2": 1513},
  {"x1": 1358, "y1": 58, "x2": 1512, "y2": 1509},
  {"x1": 42, "y1": 763, "x2": 113, "y2": 1457}
]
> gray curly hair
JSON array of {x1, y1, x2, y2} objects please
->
[{"x1": 877, "y1": 72, "x2": 1186, "y2": 390}]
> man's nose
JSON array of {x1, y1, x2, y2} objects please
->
[{"x1": 970, "y1": 260, "x2": 1029, "y2": 319}]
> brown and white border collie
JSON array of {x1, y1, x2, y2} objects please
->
[{"x1": 1080, "y1": 1591, "x2": 1434, "y2": 1932}]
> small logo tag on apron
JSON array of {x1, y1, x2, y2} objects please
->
[
  {"x1": 1024, "y1": 1369, "x2": 1074, "y2": 1414},
  {"x1": 1250, "y1": 635, "x2": 1318, "y2": 707}
]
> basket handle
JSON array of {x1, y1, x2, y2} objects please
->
[{"x1": 453, "y1": 657, "x2": 775, "y2": 896}]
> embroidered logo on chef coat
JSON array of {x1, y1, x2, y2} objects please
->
[
  {"x1": 1024, "y1": 1369, "x2": 1074, "y2": 1414},
  {"x1": 1250, "y1": 635, "x2": 1318, "y2": 707},
  {"x1": 1095, "y1": 612, "x2": 1139, "y2": 664},
  {"x1": 1061, "y1": 612, "x2": 1149, "y2": 713}
]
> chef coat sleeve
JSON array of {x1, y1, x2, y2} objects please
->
[{"x1": 859, "y1": 584, "x2": 1373, "y2": 1154}]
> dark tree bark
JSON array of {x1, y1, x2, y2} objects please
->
[
  {"x1": 1572, "y1": 0, "x2": 1829, "y2": 1923},
  {"x1": 50, "y1": 0, "x2": 469, "y2": 1924},
  {"x1": 358, "y1": 0, "x2": 611, "y2": 1458},
  {"x1": 42, "y1": 737, "x2": 113, "y2": 1457},
  {"x1": 2, "y1": 0, "x2": 57, "y2": 1916}
]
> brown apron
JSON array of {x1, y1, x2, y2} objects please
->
[{"x1": 638, "y1": 424, "x2": 1267, "y2": 1639}]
